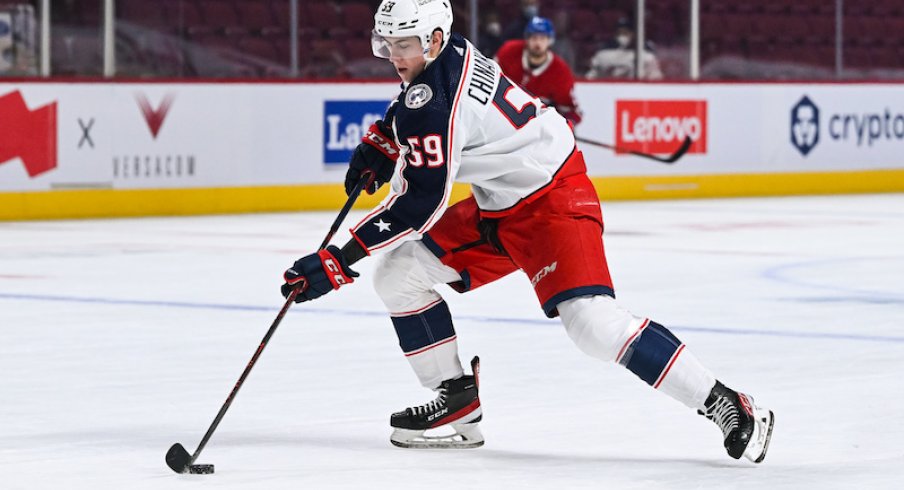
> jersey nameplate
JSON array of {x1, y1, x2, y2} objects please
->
[
  {"x1": 467, "y1": 50, "x2": 497, "y2": 106},
  {"x1": 406, "y1": 84, "x2": 433, "y2": 109}
]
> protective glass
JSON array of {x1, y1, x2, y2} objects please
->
[{"x1": 371, "y1": 31, "x2": 426, "y2": 60}]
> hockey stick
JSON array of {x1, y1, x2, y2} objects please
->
[
  {"x1": 165, "y1": 177, "x2": 368, "y2": 475},
  {"x1": 575, "y1": 135, "x2": 693, "y2": 164}
]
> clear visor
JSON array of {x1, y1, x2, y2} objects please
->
[{"x1": 371, "y1": 31, "x2": 426, "y2": 60}]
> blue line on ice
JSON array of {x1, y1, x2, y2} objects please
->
[{"x1": 2, "y1": 292, "x2": 903, "y2": 344}]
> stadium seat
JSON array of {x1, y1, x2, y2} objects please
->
[
  {"x1": 161, "y1": 0, "x2": 205, "y2": 32},
  {"x1": 343, "y1": 37, "x2": 373, "y2": 62},
  {"x1": 51, "y1": 33, "x2": 102, "y2": 74},
  {"x1": 237, "y1": 36, "x2": 280, "y2": 62},
  {"x1": 118, "y1": 2, "x2": 170, "y2": 30},
  {"x1": 197, "y1": 0, "x2": 240, "y2": 27},
  {"x1": 845, "y1": 47, "x2": 873, "y2": 68},
  {"x1": 570, "y1": 9, "x2": 602, "y2": 42},
  {"x1": 341, "y1": 2, "x2": 373, "y2": 32},
  {"x1": 306, "y1": 2, "x2": 341, "y2": 29},
  {"x1": 492, "y1": 0, "x2": 519, "y2": 22},
  {"x1": 235, "y1": 0, "x2": 277, "y2": 32}
]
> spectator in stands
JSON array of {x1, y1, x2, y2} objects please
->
[
  {"x1": 551, "y1": 10, "x2": 575, "y2": 69},
  {"x1": 479, "y1": 11, "x2": 504, "y2": 57},
  {"x1": 585, "y1": 17, "x2": 663, "y2": 80},
  {"x1": 495, "y1": 16, "x2": 582, "y2": 126},
  {"x1": 501, "y1": 0, "x2": 540, "y2": 42}
]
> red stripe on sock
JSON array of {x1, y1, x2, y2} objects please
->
[
  {"x1": 616, "y1": 319, "x2": 650, "y2": 363},
  {"x1": 391, "y1": 298, "x2": 443, "y2": 317},
  {"x1": 404, "y1": 336, "x2": 457, "y2": 357}
]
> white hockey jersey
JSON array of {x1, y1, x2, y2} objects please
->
[{"x1": 351, "y1": 33, "x2": 577, "y2": 254}]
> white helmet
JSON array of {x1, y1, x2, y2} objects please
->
[{"x1": 372, "y1": 0, "x2": 454, "y2": 60}]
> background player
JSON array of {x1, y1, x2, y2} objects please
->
[
  {"x1": 281, "y1": 0, "x2": 773, "y2": 462},
  {"x1": 495, "y1": 16, "x2": 583, "y2": 126}
]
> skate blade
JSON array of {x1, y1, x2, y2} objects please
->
[
  {"x1": 390, "y1": 424, "x2": 484, "y2": 449},
  {"x1": 745, "y1": 409, "x2": 775, "y2": 464}
]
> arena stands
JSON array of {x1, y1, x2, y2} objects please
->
[{"x1": 42, "y1": 0, "x2": 904, "y2": 79}]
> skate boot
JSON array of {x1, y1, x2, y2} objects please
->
[
  {"x1": 700, "y1": 381, "x2": 775, "y2": 463},
  {"x1": 390, "y1": 356, "x2": 484, "y2": 449}
]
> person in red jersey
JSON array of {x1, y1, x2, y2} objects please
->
[{"x1": 495, "y1": 16, "x2": 582, "y2": 126}]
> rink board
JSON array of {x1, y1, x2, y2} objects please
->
[{"x1": 1, "y1": 81, "x2": 903, "y2": 219}]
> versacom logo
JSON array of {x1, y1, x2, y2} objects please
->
[
  {"x1": 0, "y1": 90, "x2": 58, "y2": 177},
  {"x1": 113, "y1": 92, "x2": 195, "y2": 180},
  {"x1": 791, "y1": 95, "x2": 819, "y2": 156},
  {"x1": 323, "y1": 100, "x2": 391, "y2": 165},
  {"x1": 136, "y1": 92, "x2": 175, "y2": 139}
]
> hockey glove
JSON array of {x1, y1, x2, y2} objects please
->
[
  {"x1": 344, "y1": 120, "x2": 399, "y2": 196},
  {"x1": 281, "y1": 245, "x2": 359, "y2": 303}
]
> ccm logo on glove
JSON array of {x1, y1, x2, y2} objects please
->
[{"x1": 281, "y1": 246, "x2": 359, "y2": 303}]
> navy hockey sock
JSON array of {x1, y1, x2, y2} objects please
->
[
  {"x1": 617, "y1": 320, "x2": 685, "y2": 388},
  {"x1": 391, "y1": 299, "x2": 457, "y2": 355}
]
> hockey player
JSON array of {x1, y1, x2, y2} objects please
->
[
  {"x1": 495, "y1": 16, "x2": 582, "y2": 126},
  {"x1": 281, "y1": 0, "x2": 774, "y2": 461}
]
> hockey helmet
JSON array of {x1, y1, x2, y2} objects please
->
[
  {"x1": 524, "y1": 16, "x2": 555, "y2": 42},
  {"x1": 372, "y1": 0, "x2": 454, "y2": 60}
]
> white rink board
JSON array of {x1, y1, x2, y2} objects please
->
[
  {"x1": 576, "y1": 82, "x2": 904, "y2": 176},
  {"x1": 2, "y1": 81, "x2": 904, "y2": 193}
]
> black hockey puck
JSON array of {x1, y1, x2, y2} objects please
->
[{"x1": 189, "y1": 464, "x2": 215, "y2": 474}]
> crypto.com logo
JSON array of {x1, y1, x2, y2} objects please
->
[
  {"x1": 0, "y1": 90, "x2": 58, "y2": 177},
  {"x1": 791, "y1": 95, "x2": 819, "y2": 156}
]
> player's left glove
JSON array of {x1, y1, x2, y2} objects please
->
[
  {"x1": 344, "y1": 120, "x2": 399, "y2": 196},
  {"x1": 281, "y1": 245, "x2": 359, "y2": 303}
]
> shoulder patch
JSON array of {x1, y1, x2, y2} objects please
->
[{"x1": 405, "y1": 84, "x2": 433, "y2": 110}]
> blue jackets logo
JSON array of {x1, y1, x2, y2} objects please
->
[
  {"x1": 323, "y1": 101, "x2": 391, "y2": 165},
  {"x1": 791, "y1": 96, "x2": 819, "y2": 156}
]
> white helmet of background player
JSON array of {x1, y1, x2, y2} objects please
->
[{"x1": 371, "y1": 0, "x2": 453, "y2": 61}]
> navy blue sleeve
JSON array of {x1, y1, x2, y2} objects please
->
[
  {"x1": 351, "y1": 37, "x2": 470, "y2": 254},
  {"x1": 351, "y1": 102, "x2": 455, "y2": 253}
]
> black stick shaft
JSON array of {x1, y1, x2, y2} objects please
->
[
  {"x1": 189, "y1": 289, "x2": 299, "y2": 464},
  {"x1": 319, "y1": 178, "x2": 367, "y2": 250},
  {"x1": 575, "y1": 135, "x2": 692, "y2": 164},
  {"x1": 188, "y1": 178, "x2": 368, "y2": 465}
]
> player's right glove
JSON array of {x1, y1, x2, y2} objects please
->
[
  {"x1": 344, "y1": 120, "x2": 399, "y2": 196},
  {"x1": 281, "y1": 245, "x2": 359, "y2": 303}
]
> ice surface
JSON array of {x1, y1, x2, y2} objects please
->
[{"x1": 1, "y1": 194, "x2": 902, "y2": 489}]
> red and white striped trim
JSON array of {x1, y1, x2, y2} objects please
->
[
  {"x1": 368, "y1": 228, "x2": 415, "y2": 253},
  {"x1": 615, "y1": 318, "x2": 650, "y2": 364},
  {"x1": 653, "y1": 343, "x2": 686, "y2": 389},
  {"x1": 352, "y1": 204, "x2": 388, "y2": 236},
  {"x1": 404, "y1": 335, "x2": 457, "y2": 357},
  {"x1": 418, "y1": 43, "x2": 472, "y2": 234},
  {"x1": 390, "y1": 298, "x2": 444, "y2": 317}
]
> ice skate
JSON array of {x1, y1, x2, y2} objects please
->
[
  {"x1": 390, "y1": 356, "x2": 484, "y2": 449},
  {"x1": 700, "y1": 381, "x2": 775, "y2": 463}
]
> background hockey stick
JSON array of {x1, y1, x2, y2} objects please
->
[
  {"x1": 165, "y1": 177, "x2": 369, "y2": 475},
  {"x1": 575, "y1": 135, "x2": 693, "y2": 164}
]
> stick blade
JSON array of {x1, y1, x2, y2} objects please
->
[
  {"x1": 165, "y1": 443, "x2": 192, "y2": 474},
  {"x1": 664, "y1": 136, "x2": 694, "y2": 163}
]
